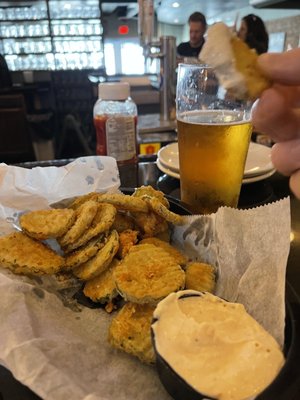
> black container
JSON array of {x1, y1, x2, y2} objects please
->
[{"x1": 152, "y1": 291, "x2": 300, "y2": 400}]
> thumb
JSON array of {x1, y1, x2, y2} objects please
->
[{"x1": 257, "y1": 49, "x2": 300, "y2": 85}]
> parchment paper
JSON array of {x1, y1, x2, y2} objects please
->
[
  {"x1": 0, "y1": 156, "x2": 120, "y2": 235},
  {"x1": 0, "y1": 158, "x2": 291, "y2": 400}
]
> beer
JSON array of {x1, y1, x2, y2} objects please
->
[{"x1": 177, "y1": 110, "x2": 252, "y2": 214}]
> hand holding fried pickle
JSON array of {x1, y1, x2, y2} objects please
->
[{"x1": 252, "y1": 48, "x2": 300, "y2": 200}]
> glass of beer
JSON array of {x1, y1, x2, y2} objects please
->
[{"x1": 176, "y1": 64, "x2": 253, "y2": 214}]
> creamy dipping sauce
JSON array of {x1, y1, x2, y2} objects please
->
[{"x1": 152, "y1": 291, "x2": 285, "y2": 400}]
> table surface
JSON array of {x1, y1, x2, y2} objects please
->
[{"x1": 1, "y1": 160, "x2": 300, "y2": 400}]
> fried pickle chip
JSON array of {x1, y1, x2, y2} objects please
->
[
  {"x1": 108, "y1": 302, "x2": 155, "y2": 364},
  {"x1": 154, "y1": 229, "x2": 170, "y2": 242},
  {"x1": 83, "y1": 258, "x2": 120, "y2": 303},
  {"x1": 142, "y1": 195, "x2": 185, "y2": 225},
  {"x1": 185, "y1": 262, "x2": 216, "y2": 293},
  {"x1": 131, "y1": 211, "x2": 169, "y2": 238},
  {"x1": 114, "y1": 244, "x2": 185, "y2": 304},
  {"x1": 64, "y1": 235, "x2": 105, "y2": 270},
  {"x1": 59, "y1": 200, "x2": 98, "y2": 248},
  {"x1": 117, "y1": 229, "x2": 139, "y2": 259},
  {"x1": 68, "y1": 192, "x2": 99, "y2": 210},
  {"x1": 111, "y1": 211, "x2": 135, "y2": 233},
  {"x1": 20, "y1": 208, "x2": 75, "y2": 240},
  {"x1": 64, "y1": 203, "x2": 117, "y2": 252},
  {"x1": 96, "y1": 193, "x2": 149, "y2": 213},
  {"x1": 139, "y1": 237, "x2": 187, "y2": 266},
  {"x1": 200, "y1": 22, "x2": 271, "y2": 101},
  {"x1": 73, "y1": 230, "x2": 119, "y2": 281},
  {"x1": 231, "y1": 36, "x2": 271, "y2": 100},
  {"x1": 0, "y1": 232, "x2": 64, "y2": 275},
  {"x1": 132, "y1": 185, "x2": 169, "y2": 208}
]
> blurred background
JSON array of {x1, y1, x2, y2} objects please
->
[{"x1": 0, "y1": 0, "x2": 299, "y2": 162}]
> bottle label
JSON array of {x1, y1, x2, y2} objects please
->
[{"x1": 105, "y1": 116, "x2": 136, "y2": 162}]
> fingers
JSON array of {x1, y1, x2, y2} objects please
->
[
  {"x1": 290, "y1": 170, "x2": 300, "y2": 199},
  {"x1": 258, "y1": 49, "x2": 300, "y2": 85},
  {"x1": 252, "y1": 88, "x2": 300, "y2": 142},
  {"x1": 271, "y1": 141, "x2": 300, "y2": 176},
  {"x1": 254, "y1": 48, "x2": 300, "y2": 200},
  {"x1": 271, "y1": 140, "x2": 300, "y2": 200}
]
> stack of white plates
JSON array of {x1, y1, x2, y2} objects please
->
[{"x1": 157, "y1": 142, "x2": 276, "y2": 184}]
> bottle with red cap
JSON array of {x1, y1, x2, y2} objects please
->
[{"x1": 93, "y1": 82, "x2": 138, "y2": 165}]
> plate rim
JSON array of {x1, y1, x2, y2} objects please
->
[
  {"x1": 157, "y1": 158, "x2": 276, "y2": 184},
  {"x1": 156, "y1": 159, "x2": 180, "y2": 179},
  {"x1": 157, "y1": 141, "x2": 274, "y2": 177}
]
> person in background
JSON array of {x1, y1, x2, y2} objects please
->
[
  {"x1": 252, "y1": 48, "x2": 300, "y2": 199},
  {"x1": 177, "y1": 12, "x2": 207, "y2": 59},
  {"x1": 237, "y1": 14, "x2": 269, "y2": 55},
  {"x1": 0, "y1": 53, "x2": 12, "y2": 89}
]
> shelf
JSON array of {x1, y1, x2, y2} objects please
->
[
  {"x1": 5, "y1": 52, "x2": 52, "y2": 56},
  {"x1": 0, "y1": 18, "x2": 48, "y2": 23},
  {"x1": 50, "y1": 17, "x2": 100, "y2": 21},
  {"x1": 50, "y1": 35, "x2": 102, "y2": 38},
  {"x1": 54, "y1": 51, "x2": 103, "y2": 54},
  {"x1": 0, "y1": 0, "x2": 104, "y2": 71},
  {"x1": 1, "y1": 35, "x2": 101, "y2": 40},
  {"x1": 0, "y1": 36, "x2": 49, "y2": 40}
]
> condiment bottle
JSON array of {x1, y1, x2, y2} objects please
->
[{"x1": 93, "y1": 82, "x2": 138, "y2": 165}]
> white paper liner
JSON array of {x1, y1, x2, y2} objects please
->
[
  {"x1": 172, "y1": 199, "x2": 290, "y2": 347},
  {"x1": 0, "y1": 158, "x2": 291, "y2": 400},
  {"x1": 0, "y1": 156, "x2": 120, "y2": 235}
]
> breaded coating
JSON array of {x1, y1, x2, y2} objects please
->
[
  {"x1": 73, "y1": 230, "x2": 119, "y2": 281},
  {"x1": 65, "y1": 203, "x2": 117, "y2": 252},
  {"x1": 139, "y1": 237, "x2": 187, "y2": 266},
  {"x1": 64, "y1": 235, "x2": 105, "y2": 270},
  {"x1": 59, "y1": 200, "x2": 98, "y2": 248},
  {"x1": 83, "y1": 258, "x2": 120, "y2": 303},
  {"x1": 0, "y1": 232, "x2": 64, "y2": 275},
  {"x1": 114, "y1": 244, "x2": 185, "y2": 304},
  {"x1": 96, "y1": 193, "x2": 149, "y2": 213},
  {"x1": 231, "y1": 36, "x2": 271, "y2": 100},
  {"x1": 132, "y1": 211, "x2": 168, "y2": 238},
  {"x1": 20, "y1": 208, "x2": 75, "y2": 240},
  {"x1": 200, "y1": 22, "x2": 271, "y2": 101},
  {"x1": 117, "y1": 229, "x2": 139, "y2": 259},
  {"x1": 111, "y1": 212, "x2": 135, "y2": 233},
  {"x1": 154, "y1": 229, "x2": 170, "y2": 242},
  {"x1": 108, "y1": 302, "x2": 156, "y2": 364},
  {"x1": 105, "y1": 301, "x2": 117, "y2": 313},
  {"x1": 142, "y1": 195, "x2": 185, "y2": 225},
  {"x1": 68, "y1": 192, "x2": 99, "y2": 210},
  {"x1": 185, "y1": 262, "x2": 216, "y2": 293},
  {"x1": 132, "y1": 185, "x2": 169, "y2": 209}
]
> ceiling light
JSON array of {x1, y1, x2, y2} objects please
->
[
  {"x1": 174, "y1": 18, "x2": 179, "y2": 23},
  {"x1": 172, "y1": 2, "x2": 180, "y2": 8}
]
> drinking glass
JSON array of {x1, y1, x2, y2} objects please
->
[{"x1": 176, "y1": 63, "x2": 253, "y2": 214}]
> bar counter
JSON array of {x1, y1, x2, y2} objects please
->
[{"x1": 0, "y1": 160, "x2": 299, "y2": 399}]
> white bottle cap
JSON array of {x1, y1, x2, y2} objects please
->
[{"x1": 98, "y1": 82, "x2": 130, "y2": 100}]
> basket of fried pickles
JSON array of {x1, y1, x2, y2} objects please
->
[{"x1": 0, "y1": 186, "x2": 215, "y2": 364}]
